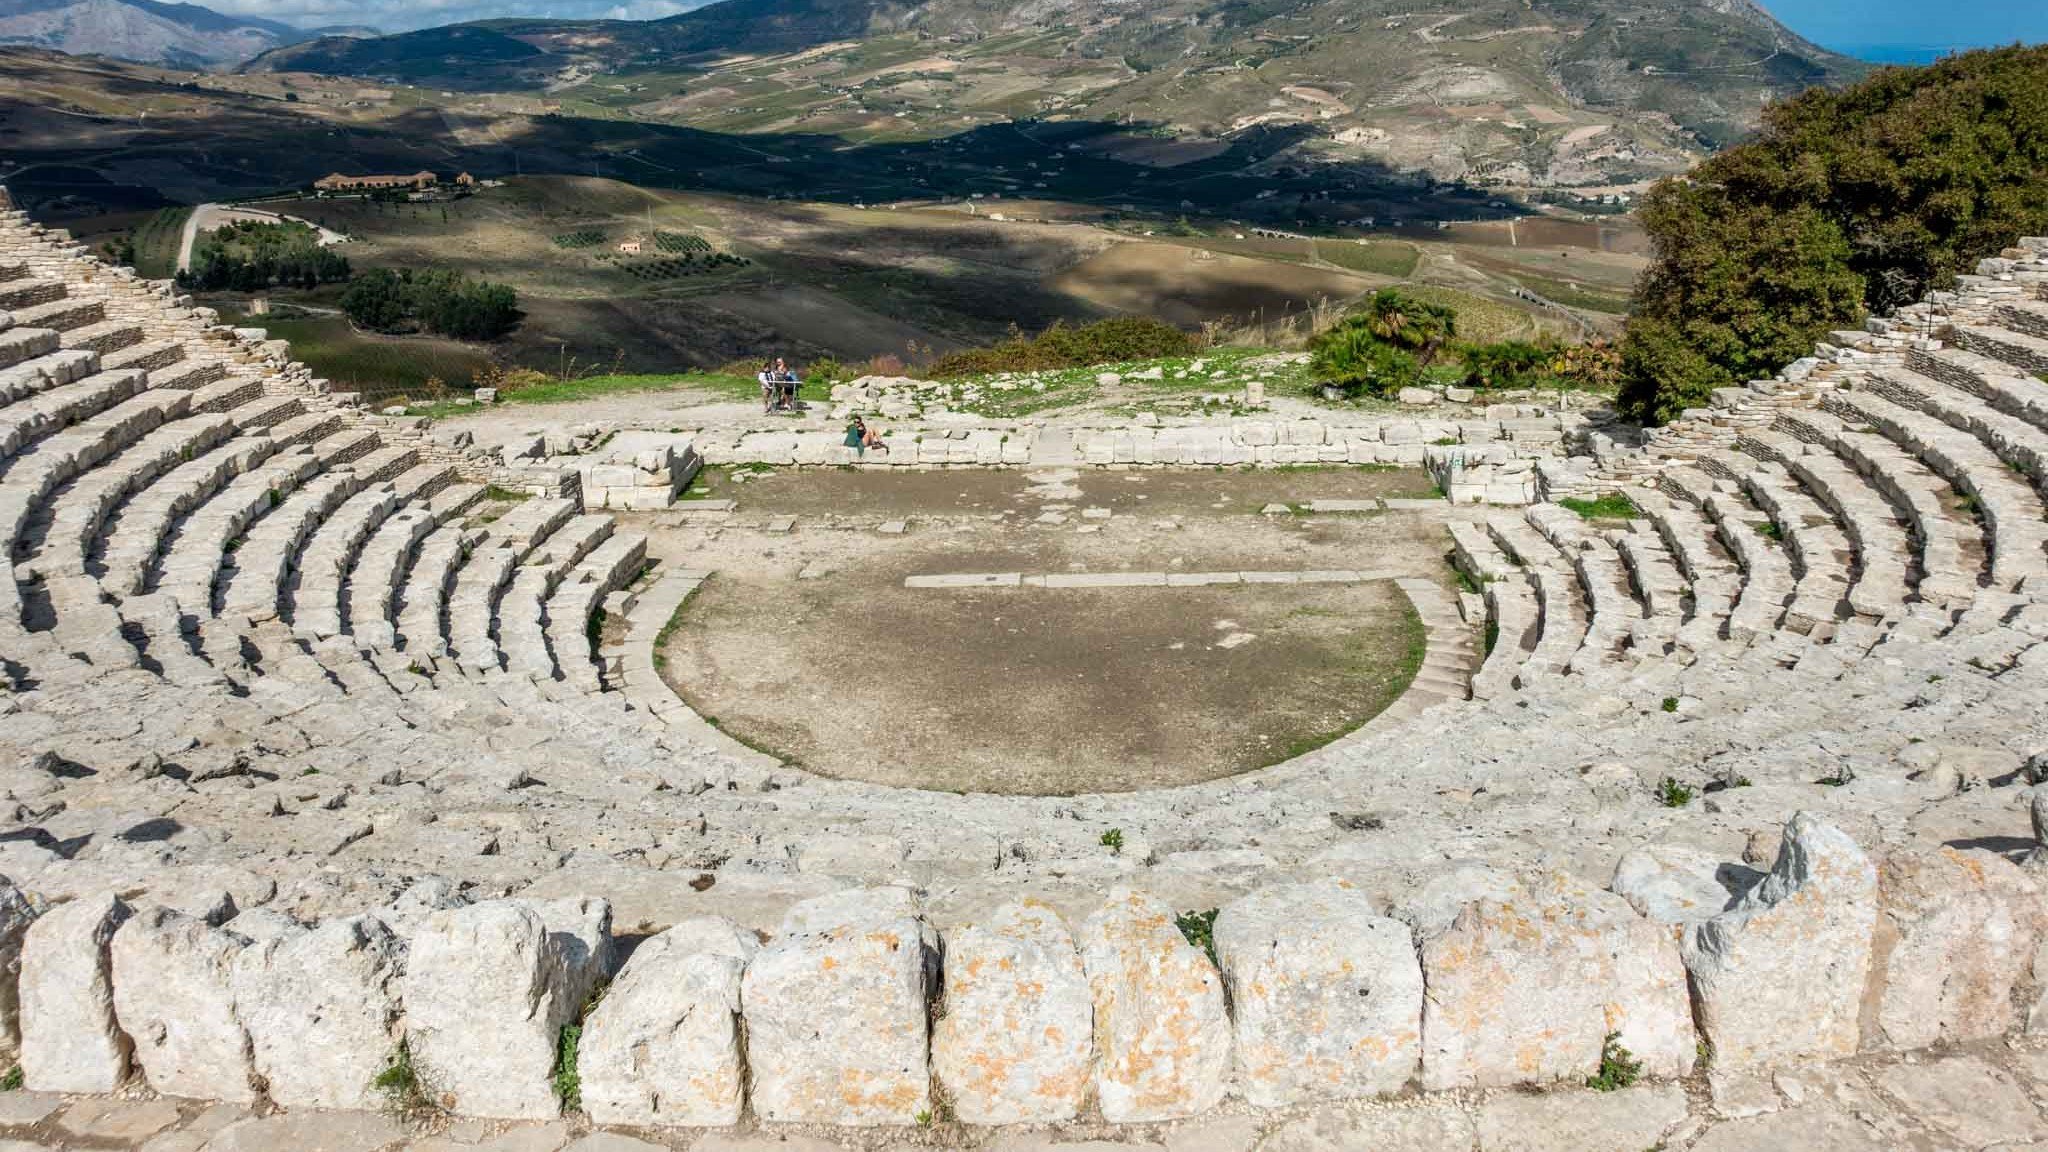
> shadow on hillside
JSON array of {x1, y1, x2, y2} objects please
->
[{"x1": 1, "y1": 77, "x2": 1518, "y2": 229}]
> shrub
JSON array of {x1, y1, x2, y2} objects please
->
[
  {"x1": 1460, "y1": 339, "x2": 1555, "y2": 390},
  {"x1": 1175, "y1": 908, "x2": 1220, "y2": 966},
  {"x1": 1550, "y1": 338, "x2": 1623, "y2": 391},
  {"x1": 806, "y1": 356, "x2": 852, "y2": 385},
  {"x1": 1656, "y1": 777, "x2": 1695, "y2": 808},
  {"x1": 1309, "y1": 289, "x2": 1462, "y2": 398},
  {"x1": 1558, "y1": 493, "x2": 1640, "y2": 520},
  {"x1": 1309, "y1": 319, "x2": 1419, "y2": 398},
  {"x1": 1618, "y1": 45, "x2": 2048, "y2": 424},
  {"x1": 926, "y1": 317, "x2": 1198, "y2": 378},
  {"x1": 1357, "y1": 289, "x2": 1458, "y2": 366},
  {"x1": 1586, "y1": 1032, "x2": 1642, "y2": 1091}
]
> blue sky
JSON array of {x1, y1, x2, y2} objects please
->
[
  {"x1": 209, "y1": 0, "x2": 2048, "y2": 49},
  {"x1": 1768, "y1": 0, "x2": 2048, "y2": 56}
]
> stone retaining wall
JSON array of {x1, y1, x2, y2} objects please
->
[{"x1": 4, "y1": 813, "x2": 2039, "y2": 1130}]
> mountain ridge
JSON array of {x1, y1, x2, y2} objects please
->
[
  {"x1": 245, "y1": 0, "x2": 1863, "y2": 186},
  {"x1": 0, "y1": 0, "x2": 310, "y2": 68}
]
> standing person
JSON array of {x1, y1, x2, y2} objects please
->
[
  {"x1": 758, "y1": 359, "x2": 777, "y2": 414},
  {"x1": 774, "y1": 357, "x2": 798, "y2": 410}
]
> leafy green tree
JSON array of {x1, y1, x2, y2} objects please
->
[
  {"x1": 341, "y1": 268, "x2": 409, "y2": 332},
  {"x1": 1619, "y1": 45, "x2": 2048, "y2": 424}
]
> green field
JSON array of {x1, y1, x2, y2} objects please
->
[
  {"x1": 225, "y1": 313, "x2": 493, "y2": 402},
  {"x1": 131, "y1": 207, "x2": 192, "y2": 279},
  {"x1": 404, "y1": 370, "x2": 804, "y2": 418},
  {"x1": 1314, "y1": 240, "x2": 1421, "y2": 279}
]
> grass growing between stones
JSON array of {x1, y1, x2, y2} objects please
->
[
  {"x1": 554, "y1": 979, "x2": 610, "y2": 1114},
  {"x1": 374, "y1": 1039, "x2": 442, "y2": 1119},
  {"x1": 553, "y1": 1024, "x2": 584, "y2": 1113},
  {"x1": 1175, "y1": 908, "x2": 1220, "y2": 967},
  {"x1": 0, "y1": 1066, "x2": 19, "y2": 1091},
  {"x1": 1586, "y1": 1032, "x2": 1643, "y2": 1091},
  {"x1": 1559, "y1": 493, "x2": 1640, "y2": 520},
  {"x1": 1656, "y1": 777, "x2": 1696, "y2": 808}
]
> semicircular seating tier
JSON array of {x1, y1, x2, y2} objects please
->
[{"x1": 4, "y1": 185, "x2": 2048, "y2": 1136}]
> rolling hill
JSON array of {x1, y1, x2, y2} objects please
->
[{"x1": 244, "y1": 0, "x2": 1862, "y2": 185}]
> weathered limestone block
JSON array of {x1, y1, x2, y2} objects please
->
[
  {"x1": 534, "y1": 895, "x2": 616, "y2": 1011},
  {"x1": 932, "y1": 899, "x2": 1092, "y2": 1124},
  {"x1": 1419, "y1": 874, "x2": 1693, "y2": 1091},
  {"x1": 580, "y1": 916, "x2": 756, "y2": 1128},
  {"x1": 1681, "y1": 813, "x2": 1877, "y2": 1071},
  {"x1": 111, "y1": 908, "x2": 256, "y2": 1101},
  {"x1": 404, "y1": 900, "x2": 587, "y2": 1120},
  {"x1": 0, "y1": 878, "x2": 41, "y2": 1058},
  {"x1": 1214, "y1": 881, "x2": 1421, "y2": 1106},
  {"x1": 741, "y1": 887, "x2": 935, "y2": 1126},
  {"x1": 19, "y1": 893, "x2": 130, "y2": 1093},
  {"x1": 1078, "y1": 887, "x2": 1230, "y2": 1122},
  {"x1": 231, "y1": 914, "x2": 404, "y2": 1111},
  {"x1": 1612, "y1": 845, "x2": 1760, "y2": 930},
  {"x1": 1872, "y1": 847, "x2": 2042, "y2": 1049}
]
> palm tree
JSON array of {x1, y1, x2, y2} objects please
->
[{"x1": 1366, "y1": 289, "x2": 1457, "y2": 367}]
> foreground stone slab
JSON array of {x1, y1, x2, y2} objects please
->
[
  {"x1": 933, "y1": 899, "x2": 1092, "y2": 1124},
  {"x1": 231, "y1": 914, "x2": 404, "y2": 1111},
  {"x1": 1472, "y1": 1084, "x2": 1689, "y2": 1152},
  {"x1": 580, "y1": 916, "x2": 756, "y2": 1127},
  {"x1": 1256, "y1": 1102, "x2": 1476, "y2": 1152},
  {"x1": 1078, "y1": 887, "x2": 1230, "y2": 1122},
  {"x1": 1873, "y1": 1054, "x2": 2047, "y2": 1148},
  {"x1": 201, "y1": 1111, "x2": 409, "y2": 1152},
  {"x1": 1871, "y1": 847, "x2": 2042, "y2": 1048},
  {"x1": 1681, "y1": 814, "x2": 1877, "y2": 1071},
  {"x1": 1213, "y1": 881, "x2": 1420, "y2": 1106},
  {"x1": 110, "y1": 907, "x2": 257, "y2": 1101},
  {"x1": 741, "y1": 887, "x2": 935, "y2": 1126},
  {"x1": 19, "y1": 892, "x2": 130, "y2": 1093},
  {"x1": 1419, "y1": 873, "x2": 1693, "y2": 1091},
  {"x1": 405, "y1": 900, "x2": 586, "y2": 1120}
]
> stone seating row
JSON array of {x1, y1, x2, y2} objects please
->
[{"x1": 0, "y1": 233, "x2": 656, "y2": 735}]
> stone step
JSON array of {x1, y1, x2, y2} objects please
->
[
  {"x1": 1957, "y1": 322, "x2": 2048, "y2": 378},
  {"x1": 98, "y1": 339, "x2": 185, "y2": 375},
  {"x1": 58, "y1": 319, "x2": 143, "y2": 356},
  {"x1": 0, "y1": 369, "x2": 145, "y2": 462},
  {"x1": 0, "y1": 327, "x2": 63, "y2": 377},
  {"x1": 12, "y1": 297, "x2": 104, "y2": 332},
  {"x1": 98, "y1": 436, "x2": 275, "y2": 598},
  {"x1": 0, "y1": 278, "x2": 65, "y2": 312}
]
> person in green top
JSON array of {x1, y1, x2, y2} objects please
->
[{"x1": 845, "y1": 416, "x2": 885, "y2": 457}]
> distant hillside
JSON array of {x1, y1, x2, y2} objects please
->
[
  {"x1": 0, "y1": 0, "x2": 305, "y2": 68},
  {"x1": 243, "y1": 0, "x2": 1863, "y2": 185}
]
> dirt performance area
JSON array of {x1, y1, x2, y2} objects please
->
[{"x1": 653, "y1": 466, "x2": 1459, "y2": 795}]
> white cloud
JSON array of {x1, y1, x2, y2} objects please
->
[{"x1": 203, "y1": 0, "x2": 709, "y2": 32}]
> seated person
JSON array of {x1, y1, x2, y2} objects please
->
[{"x1": 845, "y1": 415, "x2": 887, "y2": 456}]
